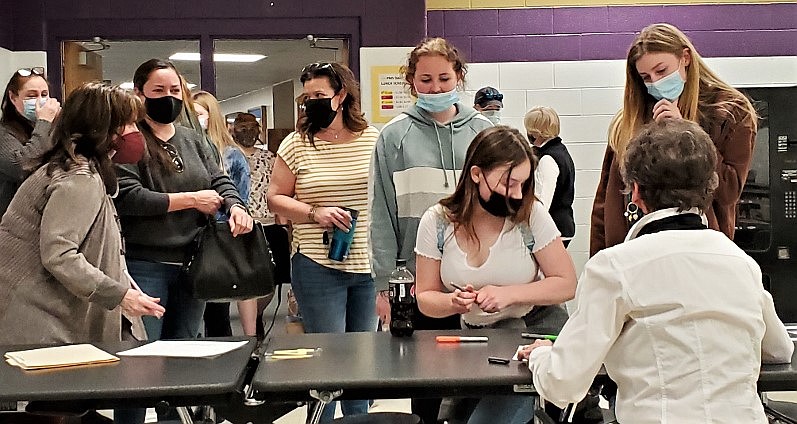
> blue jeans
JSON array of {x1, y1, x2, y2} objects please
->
[
  {"x1": 467, "y1": 395, "x2": 534, "y2": 424},
  {"x1": 115, "y1": 260, "x2": 207, "y2": 424},
  {"x1": 127, "y1": 259, "x2": 206, "y2": 340},
  {"x1": 290, "y1": 253, "x2": 376, "y2": 422}
]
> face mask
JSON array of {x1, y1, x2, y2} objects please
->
[
  {"x1": 145, "y1": 95, "x2": 183, "y2": 124},
  {"x1": 481, "y1": 110, "x2": 501, "y2": 124},
  {"x1": 234, "y1": 128, "x2": 259, "y2": 148},
  {"x1": 645, "y1": 69, "x2": 685, "y2": 101},
  {"x1": 304, "y1": 97, "x2": 338, "y2": 129},
  {"x1": 22, "y1": 97, "x2": 47, "y2": 122},
  {"x1": 111, "y1": 131, "x2": 146, "y2": 164},
  {"x1": 198, "y1": 116, "x2": 208, "y2": 130},
  {"x1": 415, "y1": 87, "x2": 460, "y2": 113},
  {"x1": 477, "y1": 179, "x2": 523, "y2": 218}
]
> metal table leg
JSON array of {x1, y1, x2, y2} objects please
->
[
  {"x1": 176, "y1": 406, "x2": 195, "y2": 424},
  {"x1": 306, "y1": 389, "x2": 343, "y2": 424}
]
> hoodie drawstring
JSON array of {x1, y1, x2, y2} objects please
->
[{"x1": 434, "y1": 125, "x2": 450, "y2": 188}]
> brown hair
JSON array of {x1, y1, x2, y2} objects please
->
[
  {"x1": 440, "y1": 125, "x2": 536, "y2": 246},
  {"x1": 33, "y1": 82, "x2": 144, "y2": 194},
  {"x1": 402, "y1": 37, "x2": 467, "y2": 96},
  {"x1": 296, "y1": 62, "x2": 368, "y2": 148},
  {"x1": 621, "y1": 118, "x2": 719, "y2": 212},
  {"x1": 133, "y1": 58, "x2": 184, "y2": 172},
  {"x1": 610, "y1": 23, "x2": 756, "y2": 160},
  {"x1": 1, "y1": 71, "x2": 49, "y2": 140}
]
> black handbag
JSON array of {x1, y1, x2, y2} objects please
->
[{"x1": 184, "y1": 220, "x2": 276, "y2": 301}]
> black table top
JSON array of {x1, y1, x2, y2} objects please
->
[
  {"x1": 0, "y1": 338, "x2": 256, "y2": 409},
  {"x1": 252, "y1": 329, "x2": 534, "y2": 400},
  {"x1": 252, "y1": 330, "x2": 797, "y2": 401},
  {"x1": 759, "y1": 341, "x2": 797, "y2": 392}
]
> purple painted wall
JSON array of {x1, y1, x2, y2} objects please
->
[
  {"x1": 0, "y1": 0, "x2": 14, "y2": 49},
  {"x1": 428, "y1": 3, "x2": 797, "y2": 62},
  {"x1": 8, "y1": 0, "x2": 426, "y2": 98}
]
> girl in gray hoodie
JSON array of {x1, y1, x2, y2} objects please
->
[{"x1": 369, "y1": 37, "x2": 493, "y2": 422}]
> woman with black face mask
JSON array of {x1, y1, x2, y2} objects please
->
[
  {"x1": 414, "y1": 125, "x2": 577, "y2": 424},
  {"x1": 267, "y1": 62, "x2": 378, "y2": 422}
]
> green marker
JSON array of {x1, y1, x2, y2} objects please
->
[{"x1": 521, "y1": 333, "x2": 557, "y2": 341}]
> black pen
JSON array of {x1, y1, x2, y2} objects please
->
[{"x1": 450, "y1": 283, "x2": 471, "y2": 292}]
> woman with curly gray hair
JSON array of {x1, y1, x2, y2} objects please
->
[{"x1": 520, "y1": 118, "x2": 792, "y2": 424}]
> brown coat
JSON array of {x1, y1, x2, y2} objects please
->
[
  {"x1": 590, "y1": 113, "x2": 756, "y2": 257},
  {"x1": 0, "y1": 159, "x2": 139, "y2": 344}
]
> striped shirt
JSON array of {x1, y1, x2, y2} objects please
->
[{"x1": 278, "y1": 127, "x2": 379, "y2": 274}]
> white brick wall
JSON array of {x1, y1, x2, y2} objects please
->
[{"x1": 461, "y1": 56, "x2": 797, "y2": 275}]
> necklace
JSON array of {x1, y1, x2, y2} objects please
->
[{"x1": 324, "y1": 126, "x2": 345, "y2": 140}]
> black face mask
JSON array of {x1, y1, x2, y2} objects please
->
[
  {"x1": 478, "y1": 180, "x2": 523, "y2": 217},
  {"x1": 145, "y1": 95, "x2": 183, "y2": 124},
  {"x1": 304, "y1": 97, "x2": 338, "y2": 129}
]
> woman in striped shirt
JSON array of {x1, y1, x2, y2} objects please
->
[{"x1": 267, "y1": 62, "x2": 378, "y2": 421}]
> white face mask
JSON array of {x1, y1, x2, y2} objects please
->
[
  {"x1": 481, "y1": 109, "x2": 501, "y2": 124},
  {"x1": 198, "y1": 116, "x2": 208, "y2": 130}
]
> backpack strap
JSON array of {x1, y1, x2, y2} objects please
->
[
  {"x1": 518, "y1": 222, "x2": 536, "y2": 255},
  {"x1": 436, "y1": 211, "x2": 449, "y2": 254}
]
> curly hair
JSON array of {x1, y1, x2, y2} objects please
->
[{"x1": 621, "y1": 119, "x2": 719, "y2": 212}]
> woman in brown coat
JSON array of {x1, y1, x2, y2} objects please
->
[
  {"x1": 0, "y1": 82, "x2": 164, "y2": 344},
  {"x1": 591, "y1": 23, "x2": 756, "y2": 256}
]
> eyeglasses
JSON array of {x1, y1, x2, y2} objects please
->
[
  {"x1": 161, "y1": 141, "x2": 184, "y2": 173},
  {"x1": 16, "y1": 67, "x2": 45, "y2": 77}
]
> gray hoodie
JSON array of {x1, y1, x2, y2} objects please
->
[{"x1": 369, "y1": 102, "x2": 493, "y2": 289}]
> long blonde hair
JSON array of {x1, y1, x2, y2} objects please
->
[
  {"x1": 610, "y1": 23, "x2": 756, "y2": 159},
  {"x1": 192, "y1": 91, "x2": 236, "y2": 159}
]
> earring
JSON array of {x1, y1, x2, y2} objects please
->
[{"x1": 624, "y1": 202, "x2": 641, "y2": 223}]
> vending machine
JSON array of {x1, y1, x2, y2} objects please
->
[{"x1": 736, "y1": 86, "x2": 797, "y2": 321}]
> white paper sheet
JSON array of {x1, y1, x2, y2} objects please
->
[{"x1": 116, "y1": 340, "x2": 248, "y2": 358}]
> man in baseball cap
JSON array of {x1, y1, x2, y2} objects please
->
[{"x1": 474, "y1": 86, "x2": 503, "y2": 124}]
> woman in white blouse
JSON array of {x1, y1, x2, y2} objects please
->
[
  {"x1": 415, "y1": 125, "x2": 577, "y2": 424},
  {"x1": 520, "y1": 119, "x2": 793, "y2": 424}
]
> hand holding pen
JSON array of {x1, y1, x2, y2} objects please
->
[
  {"x1": 121, "y1": 269, "x2": 165, "y2": 319},
  {"x1": 449, "y1": 282, "x2": 478, "y2": 314}
]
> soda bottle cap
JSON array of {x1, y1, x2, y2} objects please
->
[{"x1": 396, "y1": 259, "x2": 407, "y2": 267}]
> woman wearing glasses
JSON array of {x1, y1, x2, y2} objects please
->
[
  {"x1": 0, "y1": 66, "x2": 61, "y2": 217},
  {"x1": 114, "y1": 59, "x2": 254, "y2": 343},
  {"x1": 267, "y1": 62, "x2": 379, "y2": 421}
]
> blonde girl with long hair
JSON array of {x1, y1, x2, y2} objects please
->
[
  {"x1": 590, "y1": 23, "x2": 756, "y2": 256},
  {"x1": 192, "y1": 91, "x2": 258, "y2": 337}
]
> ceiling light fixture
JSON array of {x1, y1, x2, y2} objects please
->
[{"x1": 169, "y1": 52, "x2": 266, "y2": 63}]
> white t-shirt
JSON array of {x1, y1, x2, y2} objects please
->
[{"x1": 415, "y1": 201, "x2": 560, "y2": 326}]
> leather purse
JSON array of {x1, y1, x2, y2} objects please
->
[{"x1": 184, "y1": 220, "x2": 276, "y2": 301}]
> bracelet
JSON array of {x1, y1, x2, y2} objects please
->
[{"x1": 307, "y1": 205, "x2": 318, "y2": 222}]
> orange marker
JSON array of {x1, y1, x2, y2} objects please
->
[{"x1": 436, "y1": 336, "x2": 488, "y2": 343}]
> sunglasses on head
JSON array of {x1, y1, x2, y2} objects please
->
[
  {"x1": 301, "y1": 62, "x2": 341, "y2": 86},
  {"x1": 480, "y1": 92, "x2": 503, "y2": 102},
  {"x1": 16, "y1": 67, "x2": 45, "y2": 78}
]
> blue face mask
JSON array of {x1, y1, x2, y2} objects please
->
[
  {"x1": 645, "y1": 69, "x2": 685, "y2": 101},
  {"x1": 415, "y1": 87, "x2": 460, "y2": 113},
  {"x1": 22, "y1": 97, "x2": 47, "y2": 122}
]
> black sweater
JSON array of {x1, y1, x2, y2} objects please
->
[{"x1": 115, "y1": 125, "x2": 242, "y2": 263}]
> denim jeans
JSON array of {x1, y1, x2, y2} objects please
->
[
  {"x1": 290, "y1": 253, "x2": 376, "y2": 422},
  {"x1": 115, "y1": 260, "x2": 207, "y2": 424},
  {"x1": 127, "y1": 259, "x2": 206, "y2": 340}
]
